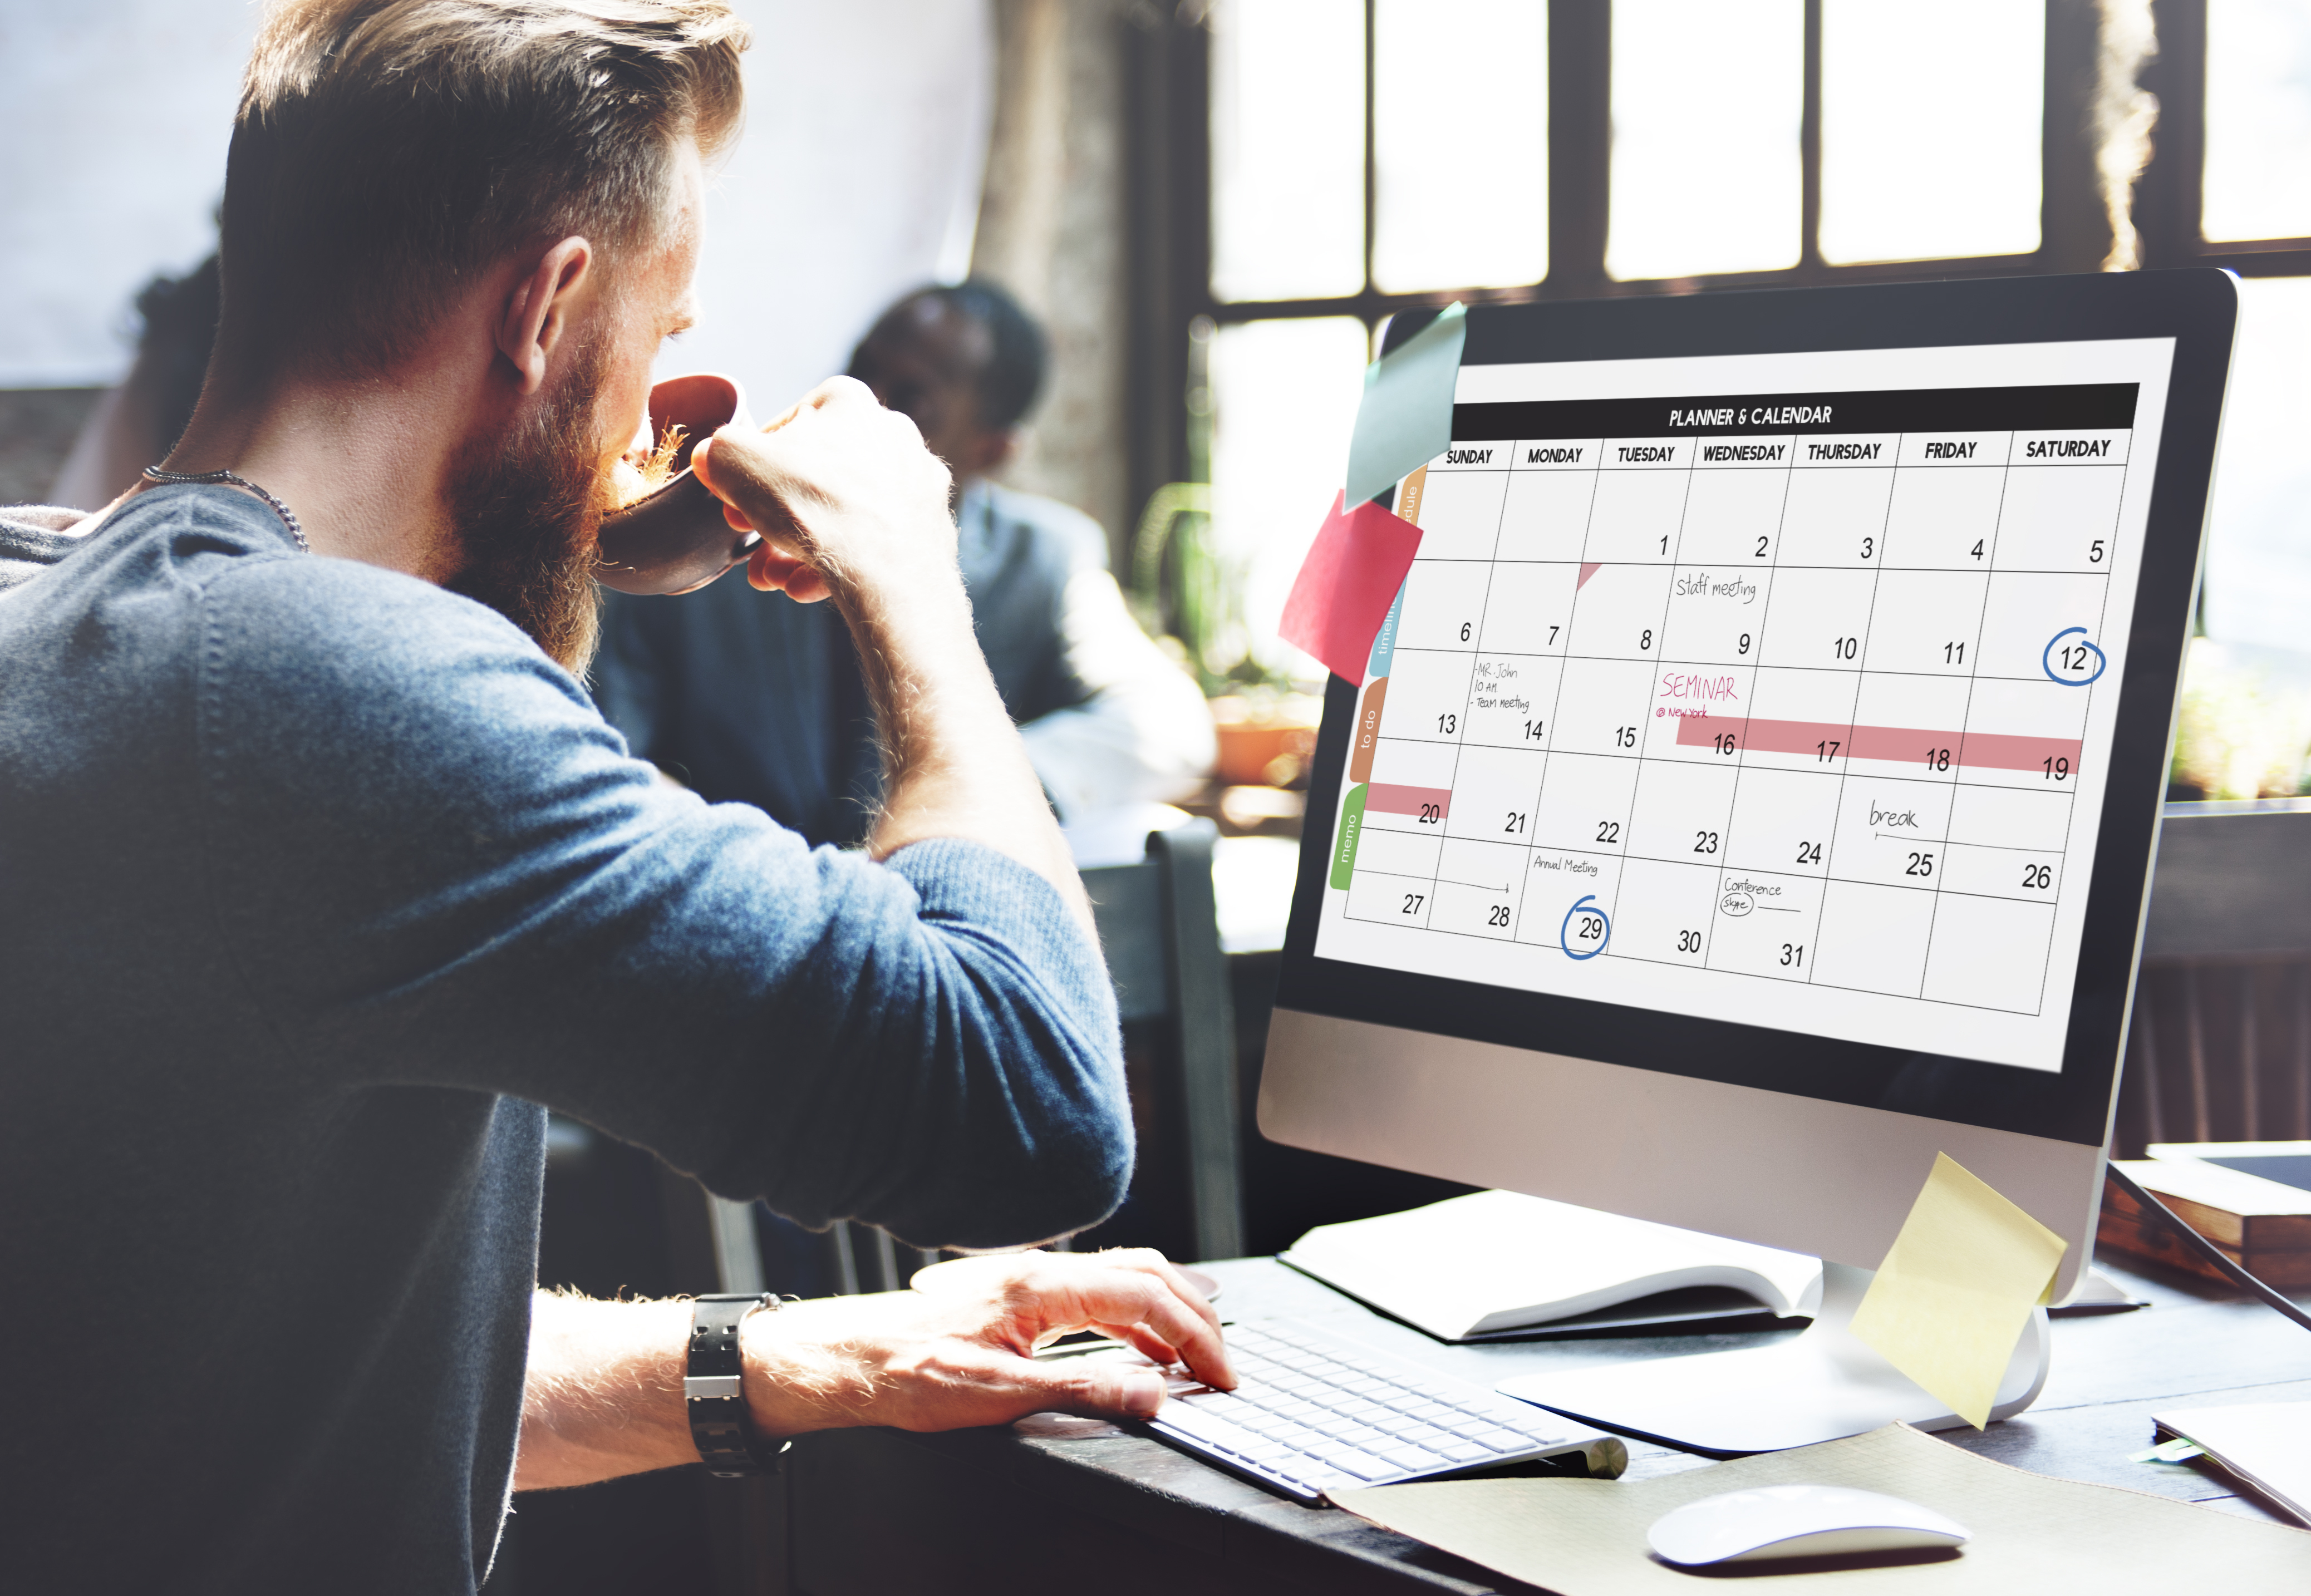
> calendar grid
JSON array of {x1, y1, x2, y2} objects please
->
[
  {"x1": 1341, "y1": 387, "x2": 2130, "y2": 1020},
  {"x1": 1905, "y1": 455, "x2": 2017, "y2": 1003}
]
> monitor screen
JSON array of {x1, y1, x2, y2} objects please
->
[
  {"x1": 1315, "y1": 339, "x2": 2169, "y2": 1076},
  {"x1": 1276, "y1": 275, "x2": 2233, "y2": 1154}
]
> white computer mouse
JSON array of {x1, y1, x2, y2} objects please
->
[{"x1": 1646, "y1": 1484, "x2": 1972, "y2": 1566}]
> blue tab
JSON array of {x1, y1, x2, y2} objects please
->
[{"x1": 1365, "y1": 580, "x2": 1406, "y2": 682}]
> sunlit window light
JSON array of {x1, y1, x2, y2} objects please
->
[
  {"x1": 1210, "y1": 0, "x2": 1366, "y2": 304},
  {"x1": 1818, "y1": 0, "x2": 2040, "y2": 265},
  {"x1": 1607, "y1": 0, "x2": 1802, "y2": 282}
]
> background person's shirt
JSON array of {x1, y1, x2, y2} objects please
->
[
  {"x1": 0, "y1": 486, "x2": 1129, "y2": 1595},
  {"x1": 592, "y1": 477, "x2": 1215, "y2": 846}
]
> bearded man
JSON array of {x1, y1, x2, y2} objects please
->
[{"x1": 0, "y1": 3, "x2": 1228, "y2": 1592}]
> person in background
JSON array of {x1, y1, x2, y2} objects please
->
[{"x1": 593, "y1": 279, "x2": 1214, "y2": 861}]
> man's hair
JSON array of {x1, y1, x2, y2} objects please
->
[
  {"x1": 869, "y1": 279, "x2": 1049, "y2": 434},
  {"x1": 221, "y1": 1, "x2": 748, "y2": 376}
]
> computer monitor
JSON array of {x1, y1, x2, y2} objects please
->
[{"x1": 1259, "y1": 269, "x2": 2238, "y2": 1451}]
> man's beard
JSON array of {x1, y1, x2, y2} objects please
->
[{"x1": 444, "y1": 341, "x2": 613, "y2": 677}]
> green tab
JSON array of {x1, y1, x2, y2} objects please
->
[
  {"x1": 2129, "y1": 1437, "x2": 2206, "y2": 1465},
  {"x1": 1331, "y1": 785, "x2": 1368, "y2": 890}
]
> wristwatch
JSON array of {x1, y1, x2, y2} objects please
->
[{"x1": 686, "y1": 1292, "x2": 790, "y2": 1477}]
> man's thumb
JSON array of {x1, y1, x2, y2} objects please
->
[{"x1": 1050, "y1": 1360, "x2": 1168, "y2": 1421}]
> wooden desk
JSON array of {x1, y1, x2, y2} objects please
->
[{"x1": 756, "y1": 1255, "x2": 2310, "y2": 1594}]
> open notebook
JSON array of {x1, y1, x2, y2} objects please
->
[
  {"x1": 1280, "y1": 1189, "x2": 1822, "y2": 1342},
  {"x1": 2156, "y1": 1401, "x2": 2311, "y2": 1526}
]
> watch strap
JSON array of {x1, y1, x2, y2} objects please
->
[{"x1": 686, "y1": 1292, "x2": 787, "y2": 1477}]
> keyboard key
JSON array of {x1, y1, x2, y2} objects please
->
[
  {"x1": 1468, "y1": 1427, "x2": 1531, "y2": 1453},
  {"x1": 1316, "y1": 1447, "x2": 1393, "y2": 1481},
  {"x1": 1159, "y1": 1405, "x2": 1257, "y2": 1450},
  {"x1": 1433, "y1": 1440, "x2": 1491, "y2": 1465},
  {"x1": 1379, "y1": 1444, "x2": 1449, "y2": 1471},
  {"x1": 1366, "y1": 1412, "x2": 1423, "y2": 1437},
  {"x1": 1268, "y1": 1423, "x2": 1325, "y2": 1450},
  {"x1": 1399, "y1": 1423, "x2": 1452, "y2": 1446},
  {"x1": 1337, "y1": 1423, "x2": 1396, "y2": 1451}
]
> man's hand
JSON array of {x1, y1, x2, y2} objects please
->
[
  {"x1": 689, "y1": 375, "x2": 956, "y2": 607},
  {"x1": 514, "y1": 1252, "x2": 1230, "y2": 1492},
  {"x1": 740, "y1": 1249, "x2": 1236, "y2": 1437},
  {"x1": 686, "y1": 376, "x2": 1091, "y2": 927}
]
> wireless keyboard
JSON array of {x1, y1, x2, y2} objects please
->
[{"x1": 1142, "y1": 1318, "x2": 1626, "y2": 1505}]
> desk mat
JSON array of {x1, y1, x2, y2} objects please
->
[{"x1": 1332, "y1": 1421, "x2": 2311, "y2": 1591}]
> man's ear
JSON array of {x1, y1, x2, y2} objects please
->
[{"x1": 498, "y1": 237, "x2": 593, "y2": 395}]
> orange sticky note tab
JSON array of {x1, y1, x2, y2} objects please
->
[{"x1": 1279, "y1": 491, "x2": 1424, "y2": 684}]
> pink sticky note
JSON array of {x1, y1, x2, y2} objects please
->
[{"x1": 1278, "y1": 491, "x2": 1425, "y2": 684}]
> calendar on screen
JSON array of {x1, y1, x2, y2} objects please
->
[{"x1": 1312, "y1": 338, "x2": 2177, "y2": 1075}]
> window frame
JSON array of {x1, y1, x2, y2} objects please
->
[{"x1": 1125, "y1": 0, "x2": 2309, "y2": 515}]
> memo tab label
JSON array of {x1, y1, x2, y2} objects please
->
[{"x1": 1331, "y1": 785, "x2": 1368, "y2": 891}]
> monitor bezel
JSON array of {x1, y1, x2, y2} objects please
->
[{"x1": 1272, "y1": 269, "x2": 2237, "y2": 1151}]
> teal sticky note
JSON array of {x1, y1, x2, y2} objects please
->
[{"x1": 1344, "y1": 302, "x2": 1467, "y2": 508}]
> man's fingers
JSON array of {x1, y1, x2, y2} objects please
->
[
  {"x1": 1096, "y1": 1322, "x2": 1196, "y2": 1370},
  {"x1": 745, "y1": 542, "x2": 831, "y2": 602},
  {"x1": 911, "y1": 1249, "x2": 1236, "y2": 1390},
  {"x1": 1069, "y1": 1271, "x2": 1235, "y2": 1392},
  {"x1": 798, "y1": 373, "x2": 877, "y2": 413},
  {"x1": 1025, "y1": 1354, "x2": 1168, "y2": 1422},
  {"x1": 1097, "y1": 1248, "x2": 1225, "y2": 1338}
]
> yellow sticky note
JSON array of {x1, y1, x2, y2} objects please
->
[{"x1": 1848, "y1": 1151, "x2": 2068, "y2": 1429}]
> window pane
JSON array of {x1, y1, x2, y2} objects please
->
[
  {"x1": 1209, "y1": 317, "x2": 1372, "y2": 676},
  {"x1": 2204, "y1": 277, "x2": 2311, "y2": 653},
  {"x1": 1373, "y1": 0, "x2": 1547, "y2": 293},
  {"x1": 2205, "y1": 0, "x2": 2311, "y2": 243},
  {"x1": 1820, "y1": 0, "x2": 2040, "y2": 264},
  {"x1": 1607, "y1": 0, "x2": 1801, "y2": 281},
  {"x1": 1211, "y1": 0, "x2": 1365, "y2": 303}
]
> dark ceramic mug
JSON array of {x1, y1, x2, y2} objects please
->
[{"x1": 594, "y1": 372, "x2": 760, "y2": 595}]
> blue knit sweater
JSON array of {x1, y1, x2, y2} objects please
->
[{"x1": 0, "y1": 485, "x2": 1129, "y2": 1593}]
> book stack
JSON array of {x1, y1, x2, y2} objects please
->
[{"x1": 2097, "y1": 1141, "x2": 2311, "y2": 1288}]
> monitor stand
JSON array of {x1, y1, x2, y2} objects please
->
[{"x1": 1493, "y1": 1261, "x2": 2051, "y2": 1455}]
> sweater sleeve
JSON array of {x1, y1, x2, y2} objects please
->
[{"x1": 191, "y1": 557, "x2": 1130, "y2": 1249}]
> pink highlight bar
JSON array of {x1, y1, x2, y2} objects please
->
[
  {"x1": 1676, "y1": 716, "x2": 2083, "y2": 774},
  {"x1": 1366, "y1": 783, "x2": 1453, "y2": 818},
  {"x1": 1577, "y1": 561, "x2": 1603, "y2": 590}
]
